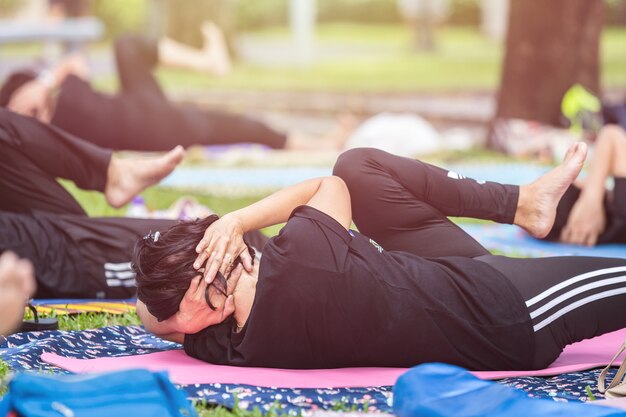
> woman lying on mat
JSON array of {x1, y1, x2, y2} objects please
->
[
  {"x1": 134, "y1": 144, "x2": 626, "y2": 371},
  {"x1": 542, "y1": 124, "x2": 626, "y2": 246},
  {"x1": 0, "y1": 252, "x2": 35, "y2": 335}
]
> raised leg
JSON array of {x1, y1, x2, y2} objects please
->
[
  {"x1": 114, "y1": 35, "x2": 166, "y2": 99},
  {"x1": 0, "y1": 109, "x2": 185, "y2": 213},
  {"x1": 333, "y1": 148, "x2": 504, "y2": 258},
  {"x1": 157, "y1": 22, "x2": 231, "y2": 76},
  {"x1": 333, "y1": 145, "x2": 586, "y2": 257},
  {"x1": 0, "y1": 109, "x2": 111, "y2": 215}
]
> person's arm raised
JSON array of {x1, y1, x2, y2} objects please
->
[{"x1": 194, "y1": 176, "x2": 352, "y2": 282}]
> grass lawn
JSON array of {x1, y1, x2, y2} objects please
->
[{"x1": 85, "y1": 24, "x2": 626, "y2": 94}]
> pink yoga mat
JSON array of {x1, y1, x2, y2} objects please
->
[{"x1": 42, "y1": 328, "x2": 626, "y2": 388}]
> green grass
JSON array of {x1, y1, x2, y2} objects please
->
[
  {"x1": 147, "y1": 24, "x2": 625, "y2": 93},
  {"x1": 89, "y1": 24, "x2": 626, "y2": 94},
  {"x1": 6, "y1": 24, "x2": 625, "y2": 93}
]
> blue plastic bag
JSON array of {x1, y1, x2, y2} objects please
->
[
  {"x1": 394, "y1": 363, "x2": 626, "y2": 417},
  {"x1": 0, "y1": 368, "x2": 197, "y2": 417}
]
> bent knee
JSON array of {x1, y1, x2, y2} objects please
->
[
  {"x1": 599, "y1": 124, "x2": 626, "y2": 144},
  {"x1": 333, "y1": 148, "x2": 387, "y2": 185}
]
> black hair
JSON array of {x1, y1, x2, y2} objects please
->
[{"x1": 132, "y1": 215, "x2": 255, "y2": 322}]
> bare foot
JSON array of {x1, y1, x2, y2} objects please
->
[
  {"x1": 515, "y1": 142, "x2": 588, "y2": 238},
  {"x1": 201, "y1": 21, "x2": 231, "y2": 76},
  {"x1": 105, "y1": 146, "x2": 186, "y2": 208}
]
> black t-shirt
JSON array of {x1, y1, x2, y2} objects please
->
[
  {"x1": 0, "y1": 211, "x2": 84, "y2": 298},
  {"x1": 184, "y1": 206, "x2": 534, "y2": 370}
]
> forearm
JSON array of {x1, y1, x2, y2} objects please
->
[
  {"x1": 194, "y1": 175, "x2": 351, "y2": 278},
  {"x1": 228, "y1": 177, "x2": 327, "y2": 232},
  {"x1": 51, "y1": 55, "x2": 87, "y2": 87},
  {"x1": 578, "y1": 134, "x2": 613, "y2": 203}
]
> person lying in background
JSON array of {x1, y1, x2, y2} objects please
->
[
  {"x1": 543, "y1": 124, "x2": 626, "y2": 246},
  {"x1": 0, "y1": 108, "x2": 182, "y2": 299},
  {"x1": 135, "y1": 143, "x2": 626, "y2": 371},
  {"x1": 0, "y1": 33, "x2": 351, "y2": 152},
  {"x1": 0, "y1": 252, "x2": 36, "y2": 335},
  {"x1": 0, "y1": 109, "x2": 268, "y2": 299}
]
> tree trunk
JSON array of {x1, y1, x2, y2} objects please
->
[{"x1": 494, "y1": 0, "x2": 604, "y2": 127}]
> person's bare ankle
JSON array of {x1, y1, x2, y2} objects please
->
[
  {"x1": 514, "y1": 142, "x2": 587, "y2": 238},
  {"x1": 105, "y1": 146, "x2": 185, "y2": 208}
]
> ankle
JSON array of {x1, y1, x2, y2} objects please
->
[
  {"x1": 513, "y1": 184, "x2": 533, "y2": 228},
  {"x1": 106, "y1": 156, "x2": 121, "y2": 190}
]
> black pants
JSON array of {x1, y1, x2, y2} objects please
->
[
  {"x1": 50, "y1": 35, "x2": 287, "y2": 151},
  {"x1": 0, "y1": 109, "x2": 177, "y2": 298},
  {"x1": 334, "y1": 147, "x2": 626, "y2": 369}
]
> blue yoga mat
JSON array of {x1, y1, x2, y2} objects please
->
[
  {"x1": 161, "y1": 163, "x2": 550, "y2": 189},
  {"x1": 462, "y1": 223, "x2": 626, "y2": 258}
]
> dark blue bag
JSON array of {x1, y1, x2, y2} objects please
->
[
  {"x1": 394, "y1": 363, "x2": 626, "y2": 417},
  {"x1": 0, "y1": 369, "x2": 197, "y2": 417}
]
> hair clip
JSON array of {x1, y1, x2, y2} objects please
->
[{"x1": 143, "y1": 230, "x2": 161, "y2": 243}]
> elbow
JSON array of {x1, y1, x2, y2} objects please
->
[{"x1": 324, "y1": 175, "x2": 348, "y2": 191}]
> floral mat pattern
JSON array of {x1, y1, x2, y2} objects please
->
[{"x1": 0, "y1": 326, "x2": 609, "y2": 415}]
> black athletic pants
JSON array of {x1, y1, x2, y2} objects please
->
[
  {"x1": 50, "y1": 35, "x2": 287, "y2": 151},
  {"x1": 334, "y1": 147, "x2": 626, "y2": 369},
  {"x1": 0, "y1": 109, "x2": 269, "y2": 298},
  {"x1": 0, "y1": 109, "x2": 177, "y2": 298}
]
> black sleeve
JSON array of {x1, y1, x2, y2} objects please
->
[
  {"x1": 183, "y1": 316, "x2": 237, "y2": 365},
  {"x1": 264, "y1": 205, "x2": 353, "y2": 273}
]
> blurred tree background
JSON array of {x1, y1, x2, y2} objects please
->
[
  {"x1": 2, "y1": 0, "x2": 624, "y2": 37},
  {"x1": 0, "y1": 0, "x2": 624, "y2": 93},
  {"x1": 84, "y1": 0, "x2": 626, "y2": 39}
]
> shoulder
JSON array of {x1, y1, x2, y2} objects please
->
[{"x1": 262, "y1": 205, "x2": 353, "y2": 272}]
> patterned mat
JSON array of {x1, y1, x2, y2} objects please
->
[{"x1": 0, "y1": 326, "x2": 610, "y2": 415}]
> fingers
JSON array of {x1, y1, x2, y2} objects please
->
[
  {"x1": 183, "y1": 275, "x2": 204, "y2": 301},
  {"x1": 239, "y1": 251, "x2": 253, "y2": 272},
  {"x1": 219, "y1": 252, "x2": 233, "y2": 276},
  {"x1": 16, "y1": 258, "x2": 36, "y2": 297},
  {"x1": 204, "y1": 236, "x2": 239, "y2": 282},
  {"x1": 221, "y1": 295, "x2": 235, "y2": 320},
  {"x1": 226, "y1": 264, "x2": 244, "y2": 295},
  {"x1": 195, "y1": 238, "x2": 208, "y2": 256},
  {"x1": 193, "y1": 236, "x2": 214, "y2": 269},
  {"x1": 0, "y1": 252, "x2": 36, "y2": 300},
  {"x1": 561, "y1": 225, "x2": 598, "y2": 247}
]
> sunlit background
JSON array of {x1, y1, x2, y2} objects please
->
[{"x1": 0, "y1": 0, "x2": 625, "y2": 214}]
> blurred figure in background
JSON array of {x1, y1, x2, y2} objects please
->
[
  {"x1": 397, "y1": 0, "x2": 449, "y2": 51},
  {"x1": 1, "y1": 33, "x2": 350, "y2": 152},
  {"x1": 543, "y1": 125, "x2": 626, "y2": 246},
  {"x1": 47, "y1": 0, "x2": 93, "y2": 53}
]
